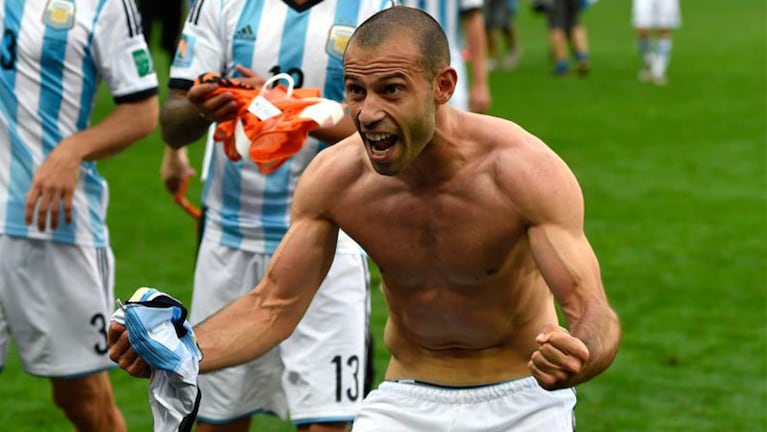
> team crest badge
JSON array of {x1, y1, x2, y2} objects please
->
[
  {"x1": 43, "y1": 0, "x2": 75, "y2": 30},
  {"x1": 173, "y1": 33, "x2": 196, "y2": 68},
  {"x1": 325, "y1": 25, "x2": 354, "y2": 60}
]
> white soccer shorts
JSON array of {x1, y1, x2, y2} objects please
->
[
  {"x1": 633, "y1": 0, "x2": 681, "y2": 29},
  {"x1": 0, "y1": 235, "x2": 116, "y2": 377},
  {"x1": 190, "y1": 238, "x2": 370, "y2": 424},
  {"x1": 352, "y1": 378, "x2": 577, "y2": 431}
]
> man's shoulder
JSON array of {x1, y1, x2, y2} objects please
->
[
  {"x1": 294, "y1": 135, "x2": 366, "y2": 216},
  {"x1": 463, "y1": 112, "x2": 537, "y2": 153},
  {"x1": 306, "y1": 135, "x2": 366, "y2": 183},
  {"x1": 477, "y1": 116, "x2": 571, "y2": 184}
]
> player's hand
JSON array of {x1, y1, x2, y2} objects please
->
[
  {"x1": 108, "y1": 322, "x2": 151, "y2": 379},
  {"x1": 235, "y1": 64, "x2": 266, "y2": 88},
  {"x1": 528, "y1": 323, "x2": 590, "y2": 390},
  {"x1": 469, "y1": 81, "x2": 491, "y2": 114},
  {"x1": 161, "y1": 147, "x2": 196, "y2": 194},
  {"x1": 24, "y1": 141, "x2": 82, "y2": 231},
  {"x1": 187, "y1": 81, "x2": 238, "y2": 123}
]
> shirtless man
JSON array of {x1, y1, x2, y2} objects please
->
[{"x1": 110, "y1": 6, "x2": 620, "y2": 430}]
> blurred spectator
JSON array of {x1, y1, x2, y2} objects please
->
[
  {"x1": 485, "y1": 0, "x2": 521, "y2": 71},
  {"x1": 633, "y1": 0, "x2": 681, "y2": 85},
  {"x1": 546, "y1": 0, "x2": 590, "y2": 76},
  {"x1": 138, "y1": 0, "x2": 185, "y2": 59}
]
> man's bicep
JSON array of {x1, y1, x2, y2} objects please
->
[
  {"x1": 280, "y1": 147, "x2": 346, "y2": 298},
  {"x1": 265, "y1": 215, "x2": 339, "y2": 309}
]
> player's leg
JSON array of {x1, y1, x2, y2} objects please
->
[
  {"x1": 196, "y1": 418, "x2": 252, "y2": 432},
  {"x1": 0, "y1": 236, "x2": 126, "y2": 431},
  {"x1": 502, "y1": 0, "x2": 521, "y2": 70},
  {"x1": 485, "y1": 29, "x2": 500, "y2": 71},
  {"x1": 560, "y1": 0, "x2": 589, "y2": 75},
  {"x1": 298, "y1": 422, "x2": 350, "y2": 432},
  {"x1": 635, "y1": 27, "x2": 653, "y2": 81},
  {"x1": 547, "y1": 0, "x2": 570, "y2": 75},
  {"x1": 51, "y1": 373, "x2": 126, "y2": 432},
  {"x1": 484, "y1": 0, "x2": 507, "y2": 70},
  {"x1": 650, "y1": 28, "x2": 672, "y2": 85},
  {"x1": 570, "y1": 25, "x2": 590, "y2": 75},
  {"x1": 281, "y1": 253, "x2": 370, "y2": 432},
  {"x1": 650, "y1": 0, "x2": 680, "y2": 85},
  {"x1": 632, "y1": 0, "x2": 655, "y2": 81}
]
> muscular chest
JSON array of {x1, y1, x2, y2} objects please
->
[{"x1": 343, "y1": 184, "x2": 527, "y2": 286}]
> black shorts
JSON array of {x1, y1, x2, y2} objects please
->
[
  {"x1": 547, "y1": 0, "x2": 581, "y2": 30},
  {"x1": 485, "y1": 0, "x2": 512, "y2": 29}
]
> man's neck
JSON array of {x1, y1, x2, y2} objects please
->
[{"x1": 402, "y1": 108, "x2": 468, "y2": 189}]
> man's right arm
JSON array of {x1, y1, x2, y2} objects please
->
[
  {"x1": 160, "y1": 88, "x2": 214, "y2": 149},
  {"x1": 110, "y1": 147, "x2": 345, "y2": 375}
]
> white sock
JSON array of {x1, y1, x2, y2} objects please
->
[{"x1": 653, "y1": 37, "x2": 673, "y2": 78}]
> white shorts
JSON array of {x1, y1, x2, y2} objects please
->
[
  {"x1": 0, "y1": 235, "x2": 116, "y2": 377},
  {"x1": 633, "y1": 0, "x2": 681, "y2": 29},
  {"x1": 352, "y1": 378, "x2": 576, "y2": 432},
  {"x1": 191, "y1": 238, "x2": 370, "y2": 425}
]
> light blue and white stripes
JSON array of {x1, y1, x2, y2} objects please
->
[
  {"x1": 0, "y1": 0, "x2": 157, "y2": 247},
  {"x1": 172, "y1": 0, "x2": 387, "y2": 254}
]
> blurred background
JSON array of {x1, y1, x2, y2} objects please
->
[{"x1": 0, "y1": 0, "x2": 764, "y2": 430}]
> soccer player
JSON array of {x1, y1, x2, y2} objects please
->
[
  {"x1": 111, "y1": 6, "x2": 620, "y2": 430},
  {"x1": 547, "y1": 0, "x2": 591, "y2": 76},
  {"x1": 400, "y1": 0, "x2": 490, "y2": 113},
  {"x1": 485, "y1": 0, "x2": 521, "y2": 71},
  {"x1": 632, "y1": 0, "x2": 681, "y2": 85},
  {"x1": 157, "y1": 1, "x2": 394, "y2": 431},
  {"x1": 0, "y1": 1, "x2": 158, "y2": 431}
]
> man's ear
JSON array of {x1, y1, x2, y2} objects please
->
[{"x1": 433, "y1": 66, "x2": 457, "y2": 105}]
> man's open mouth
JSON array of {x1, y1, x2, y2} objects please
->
[{"x1": 365, "y1": 133, "x2": 398, "y2": 156}]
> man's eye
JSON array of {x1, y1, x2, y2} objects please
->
[
  {"x1": 347, "y1": 85, "x2": 364, "y2": 97},
  {"x1": 385, "y1": 85, "x2": 400, "y2": 95}
]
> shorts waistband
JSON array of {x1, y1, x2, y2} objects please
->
[{"x1": 380, "y1": 377, "x2": 544, "y2": 404}]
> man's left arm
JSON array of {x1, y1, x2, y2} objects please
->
[{"x1": 525, "y1": 154, "x2": 621, "y2": 390}]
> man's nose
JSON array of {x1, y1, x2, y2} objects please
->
[{"x1": 357, "y1": 96, "x2": 385, "y2": 127}]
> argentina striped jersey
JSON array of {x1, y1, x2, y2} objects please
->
[
  {"x1": 0, "y1": 0, "x2": 158, "y2": 246},
  {"x1": 400, "y1": 0, "x2": 483, "y2": 110},
  {"x1": 170, "y1": 0, "x2": 393, "y2": 254}
]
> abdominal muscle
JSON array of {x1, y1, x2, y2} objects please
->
[{"x1": 380, "y1": 275, "x2": 558, "y2": 386}]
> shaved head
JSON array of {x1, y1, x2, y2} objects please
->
[{"x1": 346, "y1": 6, "x2": 450, "y2": 79}]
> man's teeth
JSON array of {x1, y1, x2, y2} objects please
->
[{"x1": 366, "y1": 133, "x2": 391, "y2": 142}]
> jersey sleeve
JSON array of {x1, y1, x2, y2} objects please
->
[
  {"x1": 91, "y1": 0, "x2": 159, "y2": 104},
  {"x1": 169, "y1": 0, "x2": 228, "y2": 91}
]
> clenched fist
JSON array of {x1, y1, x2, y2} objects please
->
[{"x1": 528, "y1": 323, "x2": 590, "y2": 390}]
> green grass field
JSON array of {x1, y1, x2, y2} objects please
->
[{"x1": 1, "y1": 0, "x2": 765, "y2": 430}]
